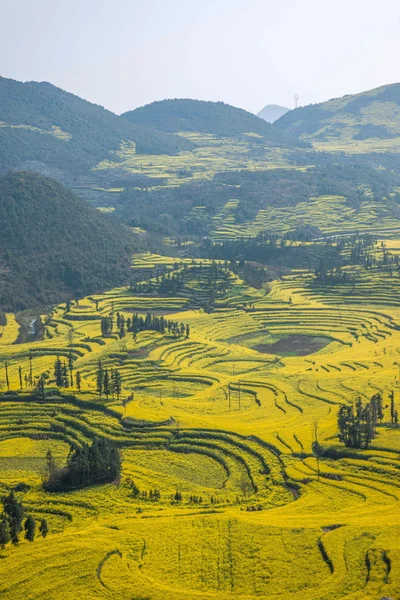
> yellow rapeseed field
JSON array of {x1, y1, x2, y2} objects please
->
[{"x1": 1, "y1": 252, "x2": 400, "y2": 599}]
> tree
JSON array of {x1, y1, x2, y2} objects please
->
[
  {"x1": 76, "y1": 371, "x2": 82, "y2": 392},
  {"x1": 54, "y1": 356, "x2": 63, "y2": 387},
  {"x1": 37, "y1": 374, "x2": 45, "y2": 397},
  {"x1": 96, "y1": 361, "x2": 104, "y2": 399},
  {"x1": 24, "y1": 516, "x2": 36, "y2": 542},
  {"x1": 0, "y1": 518, "x2": 10, "y2": 549},
  {"x1": 103, "y1": 368, "x2": 110, "y2": 399},
  {"x1": 2, "y1": 492, "x2": 25, "y2": 545},
  {"x1": 112, "y1": 369, "x2": 122, "y2": 401},
  {"x1": 68, "y1": 352, "x2": 74, "y2": 387},
  {"x1": 337, "y1": 395, "x2": 379, "y2": 450},
  {"x1": 45, "y1": 449, "x2": 57, "y2": 484},
  {"x1": 390, "y1": 391, "x2": 395, "y2": 424},
  {"x1": 39, "y1": 519, "x2": 48, "y2": 538},
  {"x1": 4, "y1": 361, "x2": 9, "y2": 390}
]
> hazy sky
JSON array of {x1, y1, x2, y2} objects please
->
[{"x1": 1, "y1": 0, "x2": 400, "y2": 115}]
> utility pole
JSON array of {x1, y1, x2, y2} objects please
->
[{"x1": 238, "y1": 380, "x2": 241, "y2": 411}]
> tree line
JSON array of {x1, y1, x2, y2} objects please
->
[{"x1": 101, "y1": 312, "x2": 190, "y2": 340}]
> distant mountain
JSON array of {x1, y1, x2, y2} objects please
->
[
  {"x1": 274, "y1": 83, "x2": 400, "y2": 145},
  {"x1": 0, "y1": 77, "x2": 191, "y2": 178},
  {"x1": 0, "y1": 171, "x2": 143, "y2": 310},
  {"x1": 257, "y1": 104, "x2": 290, "y2": 123},
  {"x1": 122, "y1": 99, "x2": 279, "y2": 140}
]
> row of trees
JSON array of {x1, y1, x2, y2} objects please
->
[
  {"x1": 44, "y1": 439, "x2": 121, "y2": 491},
  {"x1": 101, "y1": 312, "x2": 190, "y2": 340},
  {"x1": 53, "y1": 356, "x2": 82, "y2": 391},
  {"x1": 96, "y1": 362, "x2": 122, "y2": 400},
  {"x1": 0, "y1": 492, "x2": 48, "y2": 548}
]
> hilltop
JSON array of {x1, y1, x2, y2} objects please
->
[
  {"x1": 274, "y1": 83, "x2": 400, "y2": 149},
  {"x1": 0, "y1": 171, "x2": 142, "y2": 310},
  {"x1": 0, "y1": 77, "x2": 191, "y2": 178},
  {"x1": 257, "y1": 104, "x2": 290, "y2": 123},
  {"x1": 122, "y1": 98, "x2": 279, "y2": 139}
]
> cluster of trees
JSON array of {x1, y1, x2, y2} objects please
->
[
  {"x1": 53, "y1": 355, "x2": 82, "y2": 391},
  {"x1": 44, "y1": 439, "x2": 121, "y2": 491},
  {"x1": 337, "y1": 394, "x2": 386, "y2": 449},
  {"x1": 208, "y1": 236, "x2": 340, "y2": 272},
  {"x1": 101, "y1": 311, "x2": 190, "y2": 340},
  {"x1": 0, "y1": 492, "x2": 48, "y2": 548},
  {"x1": 129, "y1": 313, "x2": 189, "y2": 339},
  {"x1": 96, "y1": 362, "x2": 122, "y2": 400}
]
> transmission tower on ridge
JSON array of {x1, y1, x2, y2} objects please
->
[{"x1": 294, "y1": 94, "x2": 299, "y2": 109}]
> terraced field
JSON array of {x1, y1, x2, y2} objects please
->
[{"x1": 2, "y1": 255, "x2": 400, "y2": 599}]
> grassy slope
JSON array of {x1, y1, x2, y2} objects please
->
[
  {"x1": 274, "y1": 82, "x2": 400, "y2": 152},
  {"x1": 1, "y1": 249, "x2": 400, "y2": 598}
]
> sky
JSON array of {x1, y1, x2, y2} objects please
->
[{"x1": 1, "y1": 0, "x2": 400, "y2": 115}]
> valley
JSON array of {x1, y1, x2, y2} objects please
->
[{"x1": 1, "y1": 75, "x2": 400, "y2": 600}]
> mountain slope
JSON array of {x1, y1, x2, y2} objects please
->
[
  {"x1": 0, "y1": 77, "x2": 192, "y2": 177},
  {"x1": 257, "y1": 104, "x2": 290, "y2": 123},
  {"x1": 274, "y1": 83, "x2": 400, "y2": 147},
  {"x1": 122, "y1": 98, "x2": 279, "y2": 139},
  {"x1": 0, "y1": 171, "x2": 142, "y2": 310}
]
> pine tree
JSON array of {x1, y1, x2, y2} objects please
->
[
  {"x1": 68, "y1": 352, "x2": 74, "y2": 387},
  {"x1": 54, "y1": 356, "x2": 63, "y2": 387},
  {"x1": 24, "y1": 516, "x2": 36, "y2": 542},
  {"x1": 29, "y1": 352, "x2": 33, "y2": 387},
  {"x1": 4, "y1": 361, "x2": 9, "y2": 390},
  {"x1": 96, "y1": 361, "x2": 104, "y2": 399},
  {"x1": 103, "y1": 368, "x2": 110, "y2": 399},
  {"x1": 62, "y1": 362, "x2": 69, "y2": 387},
  {"x1": 37, "y1": 375, "x2": 45, "y2": 397},
  {"x1": 390, "y1": 391, "x2": 395, "y2": 424},
  {"x1": 0, "y1": 518, "x2": 10, "y2": 549},
  {"x1": 3, "y1": 492, "x2": 25, "y2": 545},
  {"x1": 76, "y1": 371, "x2": 82, "y2": 392},
  {"x1": 39, "y1": 519, "x2": 48, "y2": 538}
]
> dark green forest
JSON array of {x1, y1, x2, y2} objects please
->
[{"x1": 0, "y1": 171, "x2": 142, "y2": 310}]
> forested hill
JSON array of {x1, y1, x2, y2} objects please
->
[
  {"x1": 122, "y1": 98, "x2": 280, "y2": 139},
  {"x1": 0, "y1": 171, "x2": 142, "y2": 310},
  {"x1": 0, "y1": 77, "x2": 192, "y2": 177},
  {"x1": 273, "y1": 83, "x2": 400, "y2": 144}
]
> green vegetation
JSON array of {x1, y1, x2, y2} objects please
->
[
  {"x1": 275, "y1": 82, "x2": 400, "y2": 152},
  {"x1": 0, "y1": 171, "x2": 144, "y2": 309},
  {"x1": 0, "y1": 76, "x2": 192, "y2": 177},
  {"x1": 3, "y1": 78, "x2": 400, "y2": 599},
  {"x1": 122, "y1": 98, "x2": 279, "y2": 139}
]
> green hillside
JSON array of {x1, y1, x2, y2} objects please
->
[
  {"x1": 274, "y1": 83, "x2": 400, "y2": 152},
  {"x1": 0, "y1": 171, "x2": 143, "y2": 310},
  {"x1": 122, "y1": 98, "x2": 279, "y2": 139},
  {"x1": 0, "y1": 77, "x2": 192, "y2": 177}
]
